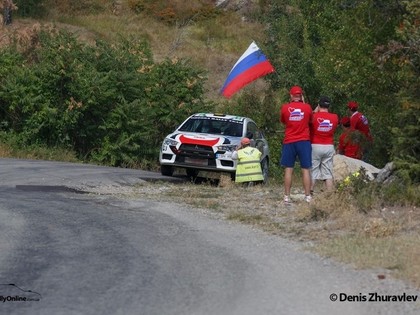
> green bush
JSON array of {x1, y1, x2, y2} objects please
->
[
  {"x1": 391, "y1": 104, "x2": 420, "y2": 183},
  {"x1": 0, "y1": 27, "x2": 212, "y2": 167}
]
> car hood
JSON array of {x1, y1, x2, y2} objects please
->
[{"x1": 169, "y1": 132, "x2": 241, "y2": 147}]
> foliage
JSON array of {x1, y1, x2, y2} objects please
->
[
  {"x1": 91, "y1": 57, "x2": 212, "y2": 166},
  {"x1": 391, "y1": 106, "x2": 420, "y2": 183},
  {"x1": 337, "y1": 168, "x2": 377, "y2": 212},
  {"x1": 263, "y1": 2, "x2": 320, "y2": 97},
  {"x1": 377, "y1": 0, "x2": 420, "y2": 183},
  {"x1": 0, "y1": 27, "x2": 213, "y2": 166},
  {"x1": 336, "y1": 167, "x2": 420, "y2": 211}
]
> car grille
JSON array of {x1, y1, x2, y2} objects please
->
[
  {"x1": 175, "y1": 144, "x2": 217, "y2": 167},
  {"x1": 178, "y1": 144, "x2": 215, "y2": 159}
]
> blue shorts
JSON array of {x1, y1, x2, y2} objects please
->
[{"x1": 280, "y1": 140, "x2": 312, "y2": 169}]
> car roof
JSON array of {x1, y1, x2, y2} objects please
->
[{"x1": 190, "y1": 113, "x2": 249, "y2": 122}]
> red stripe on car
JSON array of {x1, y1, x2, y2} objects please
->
[{"x1": 179, "y1": 135, "x2": 220, "y2": 146}]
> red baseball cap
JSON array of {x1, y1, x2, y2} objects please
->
[
  {"x1": 347, "y1": 101, "x2": 359, "y2": 110},
  {"x1": 241, "y1": 137, "x2": 251, "y2": 145},
  {"x1": 290, "y1": 86, "x2": 303, "y2": 95}
]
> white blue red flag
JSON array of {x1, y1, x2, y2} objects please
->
[{"x1": 220, "y1": 41, "x2": 275, "y2": 98}]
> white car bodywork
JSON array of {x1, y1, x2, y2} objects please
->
[{"x1": 159, "y1": 113, "x2": 269, "y2": 181}]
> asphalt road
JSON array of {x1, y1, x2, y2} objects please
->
[{"x1": 0, "y1": 158, "x2": 419, "y2": 315}]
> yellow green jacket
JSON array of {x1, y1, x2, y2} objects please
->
[{"x1": 234, "y1": 146, "x2": 263, "y2": 183}]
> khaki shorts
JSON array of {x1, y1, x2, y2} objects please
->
[{"x1": 311, "y1": 144, "x2": 335, "y2": 180}]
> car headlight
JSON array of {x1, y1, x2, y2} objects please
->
[
  {"x1": 216, "y1": 144, "x2": 237, "y2": 152},
  {"x1": 163, "y1": 138, "x2": 179, "y2": 146}
]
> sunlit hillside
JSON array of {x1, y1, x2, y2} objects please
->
[{"x1": 3, "y1": 0, "x2": 270, "y2": 102}]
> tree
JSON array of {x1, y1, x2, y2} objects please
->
[{"x1": 376, "y1": 0, "x2": 420, "y2": 182}]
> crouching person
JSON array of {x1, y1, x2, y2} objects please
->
[{"x1": 232, "y1": 137, "x2": 264, "y2": 186}]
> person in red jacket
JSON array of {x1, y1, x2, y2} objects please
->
[
  {"x1": 338, "y1": 117, "x2": 363, "y2": 160},
  {"x1": 280, "y1": 85, "x2": 313, "y2": 203},
  {"x1": 347, "y1": 101, "x2": 373, "y2": 160},
  {"x1": 310, "y1": 96, "x2": 339, "y2": 192}
]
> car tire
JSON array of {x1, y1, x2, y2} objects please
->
[
  {"x1": 261, "y1": 158, "x2": 269, "y2": 184},
  {"x1": 161, "y1": 165, "x2": 174, "y2": 176}
]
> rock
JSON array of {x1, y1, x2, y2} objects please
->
[
  {"x1": 375, "y1": 162, "x2": 396, "y2": 183},
  {"x1": 333, "y1": 154, "x2": 381, "y2": 182}
]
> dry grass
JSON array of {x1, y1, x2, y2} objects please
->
[
  {"x1": 40, "y1": 1, "x2": 266, "y2": 101},
  {"x1": 317, "y1": 235, "x2": 420, "y2": 288},
  {"x1": 0, "y1": 144, "x2": 12, "y2": 157},
  {"x1": 133, "y1": 178, "x2": 420, "y2": 289}
]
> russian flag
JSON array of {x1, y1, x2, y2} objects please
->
[{"x1": 220, "y1": 41, "x2": 275, "y2": 98}]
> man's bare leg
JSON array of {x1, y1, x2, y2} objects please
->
[
  {"x1": 284, "y1": 167, "x2": 293, "y2": 196},
  {"x1": 325, "y1": 178, "x2": 334, "y2": 191},
  {"x1": 302, "y1": 168, "x2": 311, "y2": 196}
]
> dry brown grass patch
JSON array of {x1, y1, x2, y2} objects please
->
[
  {"x1": 296, "y1": 190, "x2": 404, "y2": 238},
  {"x1": 316, "y1": 234, "x2": 420, "y2": 288},
  {"x1": 0, "y1": 144, "x2": 12, "y2": 157},
  {"x1": 362, "y1": 217, "x2": 400, "y2": 238},
  {"x1": 296, "y1": 190, "x2": 359, "y2": 221}
]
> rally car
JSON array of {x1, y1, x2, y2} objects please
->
[{"x1": 159, "y1": 113, "x2": 270, "y2": 182}]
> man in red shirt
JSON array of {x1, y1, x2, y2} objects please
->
[
  {"x1": 310, "y1": 96, "x2": 338, "y2": 192},
  {"x1": 338, "y1": 117, "x2": 363, "y2": 160},
  {"x1": 347, "y1": 101, "x2": 373, "y2": 160},
  {"x1": 280, "y1": 85, "x2": 313, "y2": 203}
]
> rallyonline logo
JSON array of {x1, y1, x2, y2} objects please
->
[
  {"x1": 329, "y1": 292, "x2": 418, "y2": 302},
  {"x1": 1, "y1": 295, "x2": 40, "y2": 302},
  {"x1": 0, "y1": 284, "x2": 41, "y2": 303}
]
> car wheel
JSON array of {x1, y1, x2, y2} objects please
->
[
  {"x1": 261, "y1": 158, "x2": 269, "y2": 184},
  {"x1": 186, "y1": 168, "x2": 199, "y2": 179},
  {"x1": 161, "y1": 165, "x2": 174, "y2": 176}
]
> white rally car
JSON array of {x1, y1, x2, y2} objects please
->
[{"x1": 159, "y1": 113, "x2": 270, "y2": 182}]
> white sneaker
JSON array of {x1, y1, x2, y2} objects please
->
[
  {"x1": 304, "y1": 195, "x2": 312, "y2": 203},
  {"x1": 284, "y1": 195, "x2": 291, "y2": 204}
]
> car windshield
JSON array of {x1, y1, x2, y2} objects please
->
[{"x1": 178, "y1": 117, "x2": 244, "y2": 137}]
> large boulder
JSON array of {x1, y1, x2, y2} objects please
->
[{"x1": 333, "y1": 154, "x2": 381, "y2": 182}]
